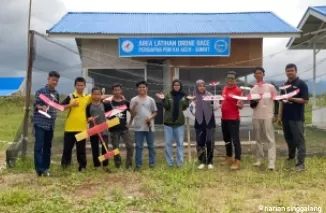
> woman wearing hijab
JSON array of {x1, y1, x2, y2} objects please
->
[
  {"x1": 156, "y1": 79, "x2": 189, "y2": 167},
  {"x1": 192, "y1": 80, "x2": 219, "y2": 169}
]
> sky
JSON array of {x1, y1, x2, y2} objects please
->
[{"x1": 0, "y1": 0, "x2": 326, "y2": 93}]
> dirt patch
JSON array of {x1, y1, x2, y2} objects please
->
[
  {"x1": 63, "y1": 172, "x2": 147, "y2": 202},
  {"x1": 0, "y1": 173, "x2": 35, "y2": 188}
]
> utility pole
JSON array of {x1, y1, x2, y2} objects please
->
[{"x1": 21, "y1": 0, "x2": 33, "y2": 156}]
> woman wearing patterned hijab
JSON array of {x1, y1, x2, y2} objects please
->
[{"x1": 193, "y1": 80, "x2": 218, "y2": 169}]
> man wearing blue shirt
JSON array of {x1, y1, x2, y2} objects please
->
[
  {"x1": 33, "y1": 71, "x2": 60, "y2": 177},
  {"x1": 278, "y1": 63, "x2": 309, "y2": 171}
]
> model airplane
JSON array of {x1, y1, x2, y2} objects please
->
[
  {"x1": 231, "y1": 89, "x2": 300, "y2": 101},
  {"x1": 75, "y1": 117, "x2": 120, "y2": 141},
  {"x1": 278, "y1": 85, "x2": 292, "y2": 103},
  {"x1": 240, "y1": 86, "x2": 251, "y2": 91},
  {"x1": 104, "y1": 105, "x2": 127, "y2": 118},
  {"x1": 209, "y1": 81, "x2": 220, "y2": 86},
  {"x1": 38, "y1": 94, "x2": 65, "y2": 118},
  {"x1": 90, "y1": 119, "x2": 120, "y2": 162},
  {"x1": 202, "y1": 95, "x2": 225, "y2": 101}
]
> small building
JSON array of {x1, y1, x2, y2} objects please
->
[{"x1": 47, "y1": 11, "x2": 299, "y2": 99}]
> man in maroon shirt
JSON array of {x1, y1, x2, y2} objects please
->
[{"x1": 221, "y1": 71, "x2": 243, "y2": 170}]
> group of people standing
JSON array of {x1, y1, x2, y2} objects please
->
[
  {"x1": 32, "y1": 63, "x2": 308, "y2": 177},
  {"x1": 158, "y1": 63, "x2": 308, "y2": 172}
]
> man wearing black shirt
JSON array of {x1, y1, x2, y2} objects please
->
[
  {"x1": 278, "y1": 63, "x2": 309, "y2": 171},
  {"x1": 107, "y1": 83, "x2": 133, "y2": 169}
]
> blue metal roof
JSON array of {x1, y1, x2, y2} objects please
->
[
  {"x1": 0, "y1": 77, "x2": 24, "y2": 96},
  {"x1": 311, "y1": 6, "x2": 326, "y2": 16},
  {"x1": 47, "y1": 12, "x2": 299, "y2": 35}
]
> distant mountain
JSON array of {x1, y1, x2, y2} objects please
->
[{"x1": 269, "y1": 79, "x2": 326, "y2": 95}]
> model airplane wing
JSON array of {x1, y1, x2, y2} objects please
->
[
  {"x1": 240, "y1": 86, "x2": 251, "y2": 90},
  {"x1": 104, "y1": 105, "x2": 127, "y2": 118},
  {"x1": 231, "y1": 93, "x2": 270, "y2": 100},
  {"x1": 39, "y1": 94, "x2": 64, "y2": 111},
  {"x1": 209, "y1": 81, "x2": 220, "y2": 86},
  {"x1": 75, "y1": 117, "x2": 120, "y2": 141},
  {"x1": 278, "y1": 85, "x2": 291, "y2": 90},
  {"x1": 203, "y1": 95, "x2": 224, "y2": 101},
  {"x1": 273, "y1": 89, "x2": 300, "y2": 100},
  {"x1": 98, "y1": 149, "x2": 120, "y2": 162},
  {"x1": 38, "y1": 110, "x2": 51, "y2": 118}
]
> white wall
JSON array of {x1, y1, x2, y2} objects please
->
[
  {"x1": 312, "y1": 107, "x2": 326, "y2": 129},
  {"x1": 80, "y1": 39, "x2": 146, "y2": 70}
]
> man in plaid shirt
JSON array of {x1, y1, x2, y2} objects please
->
[{"x1": 33, "y1": 71, "x2": 60, "y2": 177}]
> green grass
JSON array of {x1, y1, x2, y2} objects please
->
[
  {"x1": 1, "y1": 96, "x2": 326, "y2": 212},
  {"x1": 0, "y1": 155, "x2": 326, "y2": 213}
]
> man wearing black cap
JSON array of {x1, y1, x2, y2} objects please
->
[{"x1": 250, "y1": 67, "x2": 278, "y2": 170}]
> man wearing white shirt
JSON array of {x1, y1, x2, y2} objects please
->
[{"x1": 250, "y1": 67, "x2": 278, "y2": 170}]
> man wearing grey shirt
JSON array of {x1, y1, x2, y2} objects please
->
[{"x1": 130, "y1": 81, "x2": 158, "y2": 169}]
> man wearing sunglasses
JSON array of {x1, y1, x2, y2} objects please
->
[{"x1": 220, "y1": 71, "x2": 243, "y2": 170}]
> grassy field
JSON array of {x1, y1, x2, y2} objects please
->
[{"x1": 1, "y1": 97, "x2": 326, "y2": 213}]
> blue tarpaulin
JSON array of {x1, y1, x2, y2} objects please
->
[{"x1": 0, "y1": 77, "x2": 24, "y2": 96}]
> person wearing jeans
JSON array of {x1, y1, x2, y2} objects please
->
[
  {"x1": 156, "y1": 79, "x2": 189, "y2": 167},
  {"x1": 277, "y1": 63, "x2": 309, "y2": 172},
  {"x1": 33, "y1": 71, "x2": 61, "y2": 177},
  {"x1": 130, "y1": 81, "x2": 158, "y2": 170},
  {"x1": 220, "y1": 71, "x2": 243, "y2": 170}
]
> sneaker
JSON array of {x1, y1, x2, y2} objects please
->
[
  {"x1": 78, "y1": 167, "x2": 86, "y2": 172},
  {"x1": 253, "y1": 161, "x2": 262, "y2": 167},
  {"x1": 42, "y1": 170, "x2": 52, "y2": 177},
  {"x1": 291, "y1": 164, "x2": 305, "y2": 172},
  {"x1": 208, "y1": 164, "x2": 214, "y2": 169},
  {"x1": 37, "y1": 171, "x2": 51, "y2": 177},
  {"x1": 197, "y1": 164, "x2": 205, "y2": 169},
  {"x1": 221, "y1": 156, "x2": 234, "y2": 165},
  {"x1": 268, "y1": 162, "x2": 275, "y2": 170}
]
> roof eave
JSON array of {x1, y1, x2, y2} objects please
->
[
  {"x1": 47, "y1": 32, "x2": 301, "y2": 39},
  {"x1": 286, "y1": 7, "x2": 326, "y2": 49}
]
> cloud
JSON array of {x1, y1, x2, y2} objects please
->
[{"x1": 0, "y1": 0, "x2": 81, "y2": 94}]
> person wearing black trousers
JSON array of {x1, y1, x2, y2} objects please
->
[
  {"x1": 220, "y1": 71, "x2": 243, "y2": 170},
  {"x1": 192, "y1": 79, "x2": 218, "y2": 170},
  {"x1": 86, "y1": 87, "x2": 111, "y2": 172}
]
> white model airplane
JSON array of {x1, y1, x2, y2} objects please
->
[{"x1": 231, "y1": 89, "x2": 300, "y2": 101}]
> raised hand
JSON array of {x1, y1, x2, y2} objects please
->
[
  {"x1": 156, "y1": 92, "x2": 165, "y2": 100},
  {"x1": 237, "y1": 100, "x2": 244, "y2": 109},
  {"x1": 39, "y1": 105, "x2": 48, "y2": 112}
]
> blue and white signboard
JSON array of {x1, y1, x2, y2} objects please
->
[{"x1": 118, "y1": 37, "x2": 230, "y2": 57}]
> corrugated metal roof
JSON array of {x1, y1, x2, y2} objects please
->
[
  {"x1": 286, "y1": 5, "x2": 326, "y2": 49},
  {"x1": 47, "y1": 12, "x2": 299, "y2": 35},
  {"x1": 311, "y1": 6, "x2": 326, "y2": 16},
  {"x1": 0, "y1": 77, "x2": 24, "y2": 96}
]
